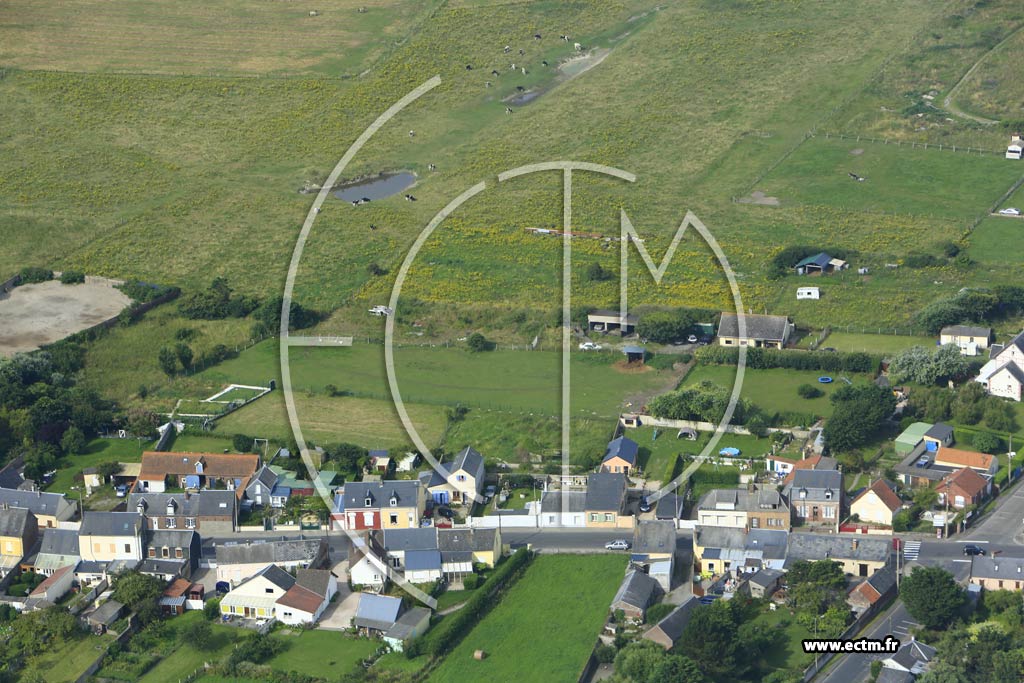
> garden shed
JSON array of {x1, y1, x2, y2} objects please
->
[
  {"x1": 895, "y1": 422, "x2": 932, "y2": 455},
  {"x1": 622, "y1": 345, "x2": 646, "y2": 363}
]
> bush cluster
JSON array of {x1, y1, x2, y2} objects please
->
[{"x1": 695, "y1": 345, "x2": 879, "y2": 373}]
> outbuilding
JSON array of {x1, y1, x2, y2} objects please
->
[
  {"x1": 796, "y1": 287, "x2": 820, "y2": 300},
  {"x1": 622, "y1": 345, "x2": 646, "y2": 363}
]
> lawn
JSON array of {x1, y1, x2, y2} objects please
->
[
  {"x1": 821, "y1": 331, "x2": 936, "y2": 354},
  {"x1": 20, "y1": 632, "x2": 115, "y2": 683},
  {"x1": 433, "y1": 587, "x2": 476, "y2": 612},
  {"x1": 968, "y1": 216, "x2": 1024, "y2": 268},
  {"x1": 680, "y1": 364, "x2": 873, "y2": 424},
  {"x1": 758, "y1": 135, "x2": 1021, "y2": 219},
  {"x1": 747, "y1": 604, "x2": 814, "y2": 674},
  {"x1": 215, "y1": 390, "x2": 448, "y2": 450},
  {"x1": 46, "y1": 437, "x2": 145, "y2": 497},
  {"x1": 265, "y1": 629, "x2": 380, "y2": 679},
  {"x1": 428, "y1": 554, "x2": 627, "y2": 683},
  {"x1": 630, "y1": 426, "x2": 780, "y2": 483},
  {"x1": 134, "y1": 613, "x2": 245, "y2": 683},
  {"x1": 191, "y1": 341, "x2": 677, "y2": 418}
]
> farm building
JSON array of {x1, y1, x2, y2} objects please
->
[
  {"x1": 895, "y1": 422, "x2": 933, "y2": 455},
  {"x1": 796, "y1": 287, "x2": 820, "y2": 300},
  {"x1": 587, "y1": 309, "x2": 638, "y2": 335},
  {"x1": 794, "y1": 252, "x2": 848, "y2": 276},
  {"x1": 1007, "y1": 134, "x2": 1023, "y2": 160},
  {"x1": 610, "y1": 569, "x2": 661, "y2": 622},
  {"x1": 716, "y1": 312, "x2": 793, "y2": 349}
]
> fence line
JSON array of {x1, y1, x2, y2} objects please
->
[{"x1": 819, "y1": 131, "x2": 1003, "y2": 156}]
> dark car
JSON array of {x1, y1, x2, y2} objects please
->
[
  {"x1": 215, "y1": 581, "x2": 231, "y2": 594},
  {"x1": 436, "y1": 506, "x2": 454, "y2": 519},
  {"x1": 638, "y1": 497, "x2": 652, "y2": 513},
  {"x1": 963, "y1": 544, "x2": 986, "y2": 556}
]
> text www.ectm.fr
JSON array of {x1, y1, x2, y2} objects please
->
[{"x1": 802, "y1": 637, "x2": 901, "y2": 654}]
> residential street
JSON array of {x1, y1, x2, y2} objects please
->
[{"x1": 818, "y1": 601, "x2": 919, "y2": 683}]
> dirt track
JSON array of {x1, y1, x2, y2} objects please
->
[{"x1": 0, "y1": 278, "x2": 130, "y2": 356}]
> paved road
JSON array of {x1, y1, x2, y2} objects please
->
[
  {"x1": 965, "y1": 478, "x2": 1024, "y2": 544},
  {"x1": 818, "y1": 601, "x2": 919, "y2": 683}
]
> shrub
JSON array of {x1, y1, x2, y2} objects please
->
[
  {"x1": 595, "y1": 644, "x2": 617, "y2": 664},
  {"x1": 972, "y1": 432, "x2": 1003, "y2": 454},
  {"x1": 585, "y1": 261, "x2": 614, "y2": 282},
  {"x1": 59, "y1": 270, "x2": 85, "y2": 284},
  {"x1": 466, "y1": 332, "x2": 490, "y2": 352},
  {"x1": 797, "y1": 383, "x2": 823, "y2": 399},
  {"x1": 117, "y1": 281, "x2": 179, "y2": 303},
  {"x1": 694, "y1": 345, "x2": 879, "y2": 373},
  {"x1": 462, "y1": 573, "x2": 481, "y2": 590},
  {"x1": 233, "y1": 433, "x2": 253, "y2": 453},
  {"x1": 18, "y1": 266, "x2": 53, "y2": 283},
  {"x1": 637, "y1": 311, "x2": 695, "y2": 344}
]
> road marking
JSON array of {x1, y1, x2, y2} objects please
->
[
  {"x1": 952, "y1": 559, "x2": 971, "y2": 563},
  {"x1": 903, "y1": 541, "x2": 921, "y2": 561}
]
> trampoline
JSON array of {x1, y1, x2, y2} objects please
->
[
  {"x1": 719, "y1": 447, "x2": 741, "y2": 456},
  {"x1": 818, "y1": 376, "x2": 833, "y2": 384}
]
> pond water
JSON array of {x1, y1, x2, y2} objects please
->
[
  {"x1": 333, "y1": 172, "x2": 415, "y2": 202},
  {"x1": 507, "y1": 90, "x2": 542, "y2": 106}
]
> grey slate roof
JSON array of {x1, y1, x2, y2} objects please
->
[
  {"x1": 0, "y1": 457, "x2": 26, "y2": 490},
  {"x1": 586, "y1": 472, "x2": 626, "y2": 511},
  {"x1": 147, "y1": 529, "x2": 196, "y2": 552},
  {"x1": 217, "y1": 538, "x2": 325, "y2": 566},
  {"x1": 252, "y1": 564, "x2": 296, "y2": 591},
  {"x1": 426, "y1": 446, "x2": 486, "y2": 493},
  {"x1": 437, "y1": 528, "x2": 496, "y2": 553},
  {"x1": 971, "y1": 556, "x2": 1024, "y2": 580},
  {"x1": 611, "y1": 569, "x2": 660, "y2": 610},
  {"x1": 246, "y1": 466, "x2": 279, "y2": 495},
  {"x1": 941, "y1": 325, "x2": 991, "y2": 338},
  {"x1": 405, "y1": 549, "x2": 442, "y2": 571},
  {"x1": 603, "y1": 437, "x2": 639, "y2": 466},
  {"x1": 748, "y1": 567, "x2": 785, "y2": 589},
  {"x1": 80, "y1": 512, "x2": 142, "y2": 537},
  {"x1": 695, "y1": 526, "x2": 789, "y2": 560},
  {"x1": 888, "y1": 639, "x2": 936, "y2": 672},
  {"x1": 633, "y1": 520, "x2": 676, "y2": 555},
  {"x1": 129, "y1": 490, "x2": 236, "y2": 517},
  {"x1": 295, "y1": 568, "x2": 332, "y2": 598},
  {"x1": 354, "y1": 593, "x2": 402, "y2": 631},
  {"x1": 647, "y1": 597, "x2": 700, "y2": 643},
  {"x1": 540, "y1": 490, "x2": 586, "y2": 513},
  {"x1": 139, "y1": 559, "x2": 187, "y2": 576},
  {"x1": 786, "y1": 534, "x2": 890, "y2": 564},
  {"x1": 38, "y1": 528, "x2": 79, "y2": 557},
  {"x1": 786, "y1": 469, "x2": 842, "y2": 502},
  {"x1": 865, "y1": 566, "x2": 898, "y2": 595},
  {"x1": 717, "y1": 313, "x2": 790, "y2": 341},
  {"x1": 89, "y1": 599, "x2": 124, "y2": 626},
  {"x1": 876, "y1": 669, "x2": 915, "y2": 683},
  {"x1": 0, "y1": 507, "x2": 33, "y2": 537},
  {"x1": 924, "y1": 423, "x2": 954, "y2": 441},
  {"x1": 384, "y1": 606, "x2": 430, "y2": 641},
  {"x1": 699, "y1": 487, "x2": 788, "y2": 513},
  {"x1": 342, "y1": 480, "x2": 423, "y2": 511},
  {"x1": 380, "y1": 528, "x2": 438, "y2": 553},
  {"x1": 0, "y1": 488, "x2": 75, "y2": 519}
]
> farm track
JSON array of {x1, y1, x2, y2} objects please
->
[{"x1": 942, "y1": 22, "x2": 1024, "y2": 125}]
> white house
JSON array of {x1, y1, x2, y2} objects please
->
[
  {"x1": 796, "y1": 287, "x2": 820, "y2": 300},
  {"x1": 539, "y1": 490, "x2": 586, "y2": 528},
  {"x1": 976, "y1": 331, "x2": 1024, "y2": 401},
  {"x1": 220, "y1": 565, "x2": 295, "y2": 620},
  {"x1": 275, "y1": 569, "x2": 337, "y2": 626}
]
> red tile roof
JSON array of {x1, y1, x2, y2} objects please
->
[
  {"x1": 138, "y1": 452, "x2": 259, "y2": 479},
  {"x1": 782, "y1": 455, "x2": 827, "y2": 484},
  {"x1": 276, "y1": 584, "x2": 325, "y2": 614},
  {"x1": 30, "y1": 564, "x2": 73, "y2": 596},
  {"x1": 936, "y1": 467, "x2": 989, "y2": 499},
  {"x1": 163, "y1": 578, "x2": 193, "y2": 598},
  {"x1": 933, "y1": 448, "x2": 995, "y2": 472}
]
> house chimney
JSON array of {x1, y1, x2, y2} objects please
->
[{"x1": 852, "y1": 539, "x2": 859, "y2": 551}]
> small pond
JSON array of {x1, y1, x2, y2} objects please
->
[{"x1": 333, "y1": 172, "x2": 415, "y2": 202}]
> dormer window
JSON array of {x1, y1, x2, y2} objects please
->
[
  {"x1": 390, "y1": 496, "x2": 398, "y2": 507},
  {"x1": 195, "y1": 461, "x2": 204, "y2": 474},
  {"x1": 166, "y1": 500, "x2": 176, "y2": 515},
  {"x1": 365, "y1": 496, "x2": 373, "y2": 507},
  {"x1": 799, "y1": 489, "x2": 807, "y2": 499},
  {"x1": 825, "y1": 489, "x2": 833, "y2": 500},
  {"x1": 136, "y1": 501, "x2": 146, "y2": 513}
]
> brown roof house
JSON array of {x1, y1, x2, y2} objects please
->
[
  {"x1": 935, "y1": 467, "x2": 990, "y2": 510},
  {"x1": 849, "y1": 480, "x2": 903, "y2": 527},
  {"x1": 847, "y1": 566, "x2": 897, "y2": 614},
  {"x1": 136, "y1": 451, "x2": 260, "y2": 499}
]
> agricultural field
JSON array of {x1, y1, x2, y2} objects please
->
[
  {"x1": 819, "y1": 331, "x2": 936, "y2": 354},
  {"x1": 427, "y1": 554, "x2": 627, "y2": 683},
  {"x1": 679, "y1": 364, "x2": 874, "y2": 423},
  {"x1": 968, "y1": 215, "x2": 1024, "y2": 268},
  {"x1": 951, "y1": 24, "x2": 1024, "y2": 122}
]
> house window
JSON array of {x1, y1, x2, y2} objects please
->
[
  {"x1": 149, "y1": 548, "x2": 156, "y2": 558},
  {"x1": 162, "y1": 547, "x2": 169, "y2": 558},
  {"x1": 590, "y1": 513, "x2": 599, "y2": 522},
  {"x1": 999, "y1": 580, "x2": 1004, "y2": 588},
  {"x1": 724, "y1": 339, "x2": 733, "y2": 345},
  {"x1": 123, "y1": 543, "x2": 130, "y2": 553},
  {"x1": 456, "y1": 475, "x2": 466, "y2": 482},
  {"x1": 166, "y1": 517, "x2": 177, "y2": 529},
  {"x1": 266, "y1": 588, "x2": 274, "y2": 594},
  {"x1": 185, "y1": 518, "x2": 196, "y2": 529},
  {"x1": 390, "y1": 497, "x2": 397, "y2": 507},
  {"x1": 175, "y1": 548, "x2": 183, "y2": 559},
  {"x1": 389, "y1": 514, "x2": 398, "y2": 525},
  {"x1": 391, "y1": 557, "x2": 400, "y2": 568},
  {"x1": 750, "y1": 517, "x2": 760, "y2": 528},
  {"x1": 604, "y1": 513, "x2": 613, "y2": 522},
  {"x1": 824, "y1": 506, "x2": 835, "y2": 519},
  {"x1": 362, "y1": 512, "x2": 374, "y2": 526},
  {"x1": 364, "y1": 497, "x2": 372, "y2": 507}
]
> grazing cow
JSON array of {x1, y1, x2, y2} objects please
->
[
  {"x1": 408, "y1": 130, "x2": 415, "y2": 137},
  {"x1": 505, "y1": 106, "x2": 513, "y2": 114},
  {"x1": 541, "y1": 60, "x2": 549, "y2": 66},
  {"x1": 350, "y1": 200, "x2": 360, "y2": 206},
  {"x1": 534, "y1": 33, "x2": 542, "y2": 40},
  {"x1": 485, "y1": 81, "x2": 492, "y2": 88},
  {"x1": 466, "y1": 64, "x2": 473, "y2": 70},
  {"x1": 361, "y1": 197, "x2": 370, "y2": 203},
  {"x1": 574, "y1": 42, "x2": 582, "y2": 51},
  {"x1": 518, "y1": 49, "x2": 524, "y2": 56},
  {"x1": 516, "y1": 86, "x2": 525, "y2": 92},
  {"x1": 521, "y1": 67, "x2": 527, "y2": 75},
  {"x1": 491, "y1": 69, "x2": 500, "y2": 76},
  {"x1": 560, "y1": 35, "x2": 569, "y2": 42},
  {"x1": 504, "y1": 45, "x2": 511, "y2": 53},
  {"x1": 314, "y1": 207, "x2": 321, "y2": 214},
  {"x1": 405, "y1": 194, "x2": 417, "y2": 202},
  {"x1": 428, "y1": 163, "x2": 436, "y2": 171},
  {"x1": 369, "y1": 224, "x2": 377, "y2": 230},
  {"x1": 510, "y1": 62, "x2": 516, "y2": 70}
]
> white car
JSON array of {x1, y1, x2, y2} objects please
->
[
  {"x1": 578, "y1": 342, "x2": 601, "y2": 351},
  {"x1": 999, "y1": 207, "x2": 1021, "y2": 216},
  {"x1": 605, "y1": 539, "x2": 631, "y2": 551}
]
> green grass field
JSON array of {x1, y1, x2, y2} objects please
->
[
  {"x1": 680, "y1": 364, "x2": 872, "y2": 422},
  {"x1": 969, "y1": 216, "x2": 1024, "y2": 267},
  {"x1": 822, "y1": 331, "x2": 936, "y2": 354},
  {"x1": 20, "y1": 633, "x2": 114, "y2": 683},
  {"x1": 428, "y1": 554, "x2": 626, "y2": 683},
  {"x1": 630, "y1": 426, "x2": 782, "y2": 482},
  {"x1": 441, "y1": 410, "x2": 614, "y2": 465},
  {"x1": 47, "y1": 437, "x2": 145, "y2": 496},
  {"x1": 264, "y1": 629, "x2": 379, "y2": 679},
  {"x1": 759, "y1": 136, "x2": 1021, "y2": 219},
  {"x1": 749, "y1": 605, "x2": 814, "y2": 673}
]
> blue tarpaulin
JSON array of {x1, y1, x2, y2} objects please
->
[{"x1": 184, "y1": 475, "x2": 200, "y2": 488}]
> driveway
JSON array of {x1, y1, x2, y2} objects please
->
[{"x1": 318, "y1": 560, "x2": 358, "y2": 631}]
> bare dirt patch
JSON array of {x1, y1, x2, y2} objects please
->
[
  {"x1": 849, "y1": 148, "x2": 864, "y2": 156},
  {"x1": 736, "y1": 190, "x2": 781, "y2": 206},
  {"x1": 613, "y1": 360, "x2": 653, "y2": 374},
  {"x1": 0, "y1": 278, "x2": 130, "y2": 356}
]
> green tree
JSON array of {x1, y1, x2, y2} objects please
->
[
  {"x1": 124, "y1": 407, "x2": 159, "y2": 440},
  {"x1": 585, "y1": 261, "x2": 614, "y2": 282},
  {"x1": 679, "y1": 601, "x2": 744, "y2": 680},
  {"x1": 174, "y1": 342, "x2": 193, "y2": 370},
  {"x1": 183, "y1": 618, "x2": 215, "y2": 649},
  {"x1": 60, "y1": 425, "x2": 86, "y2": 455},
  {"x1": 972, "y1": 432, "x2": 1003, "y2": 454},
  {"x1": 637, "y1": 311, "x2": 695, "y2": 344},
  {"x1": 900, "y1": 566, "x2": 964, "y2": 629},
  {"x1": 158, "y1": 346, "x2": 177, "y2": 376},
  {"x1": 23, "y1": 442, "x2": 58, "y2": 481},
  {"x1": 466, "y1": 332, "x2": 490, "y2": 352},
  {"x1": 233, "y1": 433, "x2": 252, "y2": 453},
  {"x1": 985, "y1": 401, "x2": 1017, "y2": 432},
  {"x1": 97, "y1": 461, "x2": 123, "y2": 479},
  {"x1": 823, "y1": 384, "x2": 896, "y2": 452},
  {"x1": 951, "y1": 382, "x2": 987, "y2": 425}
]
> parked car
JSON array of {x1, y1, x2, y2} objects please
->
[
  {"x1": 699, "y1": 595, "x2": 721, "y2": 605},
  {"x1": 963, "y1": 544, "x2": 986, "y2": 556},
  {"x1": 484, "y1": 485, "x2": 497, "y2": 498},
  {"x1": 638, "y1": 497, "x2": 652, "y2": 513},
  {"x1": 605, "y1": 539, "x2": 631, "y2": 551},
  {"x1": 579, "y1": 342, "x2": 601, "y2": 351},
  {"x1": 998, "y1": 207, "x2": 1021, "y2": 216},
  {"x1": 215, "y1": 581, "x2": 231, "y2": 594},
  {"x1": 115, "y1": 485, "x2": 128, "y2": 497},
  {"x1": 686, "y1": 335, "x2": 698, "y2": 343},
  {"x1": 436, "y1": 506, "x2": 455, "y2": 519},
  {"x1": 915, "y1": 456, "x2": 931, "y2": 468}
]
